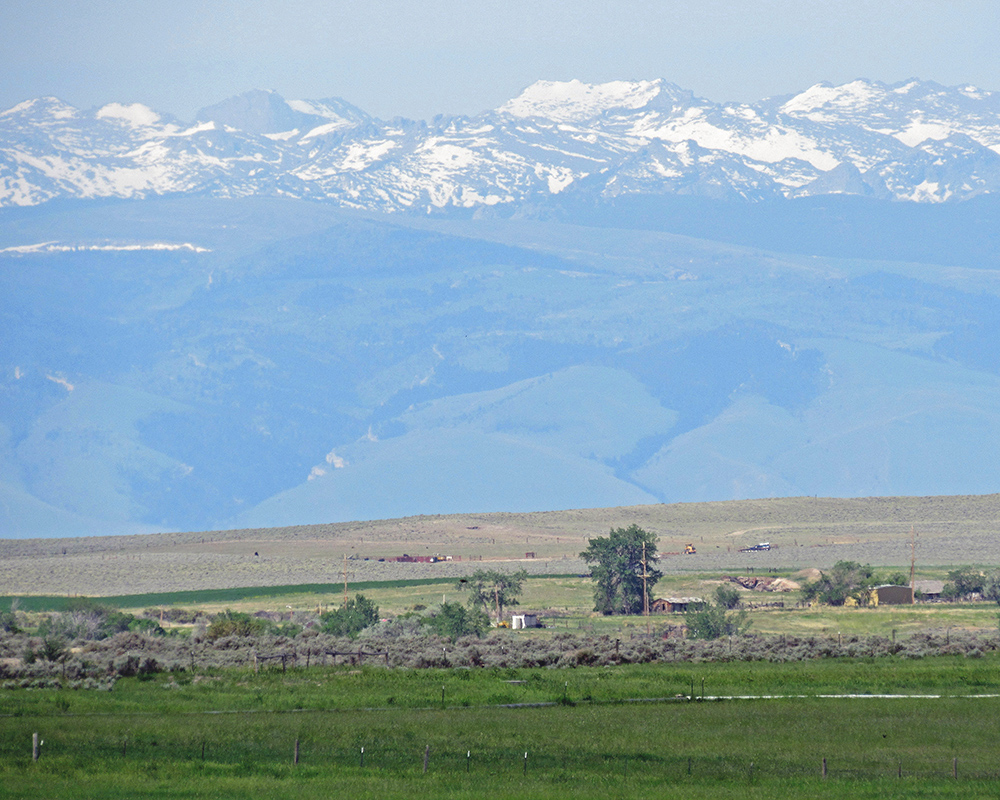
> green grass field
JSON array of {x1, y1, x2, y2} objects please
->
[
  {"x1": 6, "y1": 572, "x2": 1000, "y2": 641},
  {"x1": 4, "y1": 659, "x2": 1000, "y2": 799}
]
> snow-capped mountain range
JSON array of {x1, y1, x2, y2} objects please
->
[{"x1": 3, "y1": 77, "x2": 1000, "y2": 211}]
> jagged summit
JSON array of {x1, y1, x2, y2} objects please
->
[
  {"x1": 196, "y1": 89, "x2": 318, "y2": 134},
  {"x1": 2, "y1": 77, "x2": 1000, "y2": 209},
  {"x1": 0, "y1": 96, "x2": 79, "y2": 119}
]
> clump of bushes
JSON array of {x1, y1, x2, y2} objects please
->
[
  {"x1": 319, "y1": 595, "x2": 379, "y2": 638},
  {"x1": 205, "y1": 610, "x2": 272, "y2": 641},
  {"x1": 421, "y1": 602, "x2": 488, "y2": 642},
  {"x1": 5, "y1": 599, "x2": 1000, "y2": 683},
  {"x1": 36, "y1": 600, "x2": 165, "y2": 642}
]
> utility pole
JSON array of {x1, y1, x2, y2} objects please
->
[
  {"x1": 642, "y1": 542, "x2": 650, "y2": 636},
  {"x1": 344, "y1": 553, "x2": 348, "y2": 606},
  {"x1": 909, "y1": 526, "x2": 916, "y2": 604}
]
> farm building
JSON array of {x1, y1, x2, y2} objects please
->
[
  {"x1": 651, "y1": 597, "x2": 706, "y2": 613},
  {"x1": 874, "y1": 585, "x2": 914, "y2": 605},
  {"x1": 914, "y1": 580, "x2": 945, "y2": 600},
  {"x1": 511, "y1": 614, "x2": 540, "y2": 629}
]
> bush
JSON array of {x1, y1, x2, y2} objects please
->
[
  {"x1": 422, "y1": 602, "x2": 489, "y2": 642},
  {"x1": 0, "y1": 606, "x2": 20, "y2": 634},
  {"x1": 205, "y1": 610, "x2": 271, "y2": 641},
  {"x1": 319, "y1": 595, "x2": 379, "y2": 638},
  {"x1": 802, "y1": 561, "x2": 875, "y2": 606},
  {"x1": 36, "y1": 600, "x2": 164, "y2": 642},
  {"x1": 714, "y1": 585, "x2": 741, "y2": 609},
  {"x1": 686, "y1": 603, "x2": 750, "y2": 640}
]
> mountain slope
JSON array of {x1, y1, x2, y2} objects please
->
[
  {"x1": 3, "y1": 78, "x2": 1000, "y2": 212},
  {"x1": 5, "y1": 195, "x2": 1000, "y2": 535}
]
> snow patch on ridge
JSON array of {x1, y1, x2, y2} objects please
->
[
  {"x1": 636, "y1": 111, "x2": 840, "y2": 171},
  {"x1": 781, "y1": 80, "x2": 884, "y2": 116},
  {"x1": 96, "y1": 103, "x2": 161, "y2": 127},
  {"x1": 500, "y1": 79, "x2": 664, "y2": 122},
  {"x1": 894, "y1": 120, "x2": 954, "y2": 147},
  {"x1": 338, "y1": 140, "x2": 396, "y2": 171},
  {"x1": 1, "y1": 241, "x2": 211, "y2": 255},
  {"x1": 1, "y1": 98, "x2": 77, "y2": 118},
  {"x1": 301, "y1": 121, "x2": 353, "y2": 139}
]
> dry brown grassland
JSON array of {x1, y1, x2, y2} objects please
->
[{"x1": 2, "y1": 494, "x2": 999, "y2": 597}]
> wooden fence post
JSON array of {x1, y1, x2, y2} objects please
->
[
  {"x1": 32, "y1": 733, "x2": 38, "y2": 762},
  {"x1": 423, "y1": 744, "x2": 429, "y2": 773},
  {"x1": 822, "y1": 757, "x2": 827, "y2": 778},
  {"x1": 953, "y1": 756, "x2": 958, "y2": 779},
  {"x1": 294, "y1": 739, "x2": 299, "y2": 765}
]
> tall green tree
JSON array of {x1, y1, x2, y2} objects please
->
[
  {"x1": 580, "y1": 525, "x2": 661, "y2": 615},
  {"x1": 982, "y1": 569, "x2": 1000, "y2": 603},
  {"x1": 457, "y1": 569, "x2": 527, "y2": 623}
]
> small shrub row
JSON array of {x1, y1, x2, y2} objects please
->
[{"x1": 2, "y1": 607, "x2": 1000, "y2": 681}]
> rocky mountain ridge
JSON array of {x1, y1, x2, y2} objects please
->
[{"x1": 3, "y1": 78, "x2": 1000, "y2": 210}]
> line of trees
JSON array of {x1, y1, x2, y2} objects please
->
[
  {"x1": 802, "y1": 561, "x2": 910, "y2": 607},
  {"x1": 942, "y1": 566, "x2": 1000, "y2": 601}
]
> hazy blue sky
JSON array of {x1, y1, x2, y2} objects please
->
[{"x1": 3, "y1": 0, "x2": 998, "y2": 120}]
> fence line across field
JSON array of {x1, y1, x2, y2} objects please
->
[
  {"x1": 24, "y1": 732, "x2": 989, "y2": 782},
  {"x1": 252, "y1": 648, "x2": 390, "y2": 671}
]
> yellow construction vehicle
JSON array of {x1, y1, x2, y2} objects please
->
[{"x1": 684, "y1": 543, "x2": 696, "y2": 555}]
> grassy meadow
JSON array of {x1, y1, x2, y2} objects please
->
[
  {"x1": 5, "y1": 494, "x2": 1000, "y2": 796},
  {"x1": 4, "y1": 660, "x2": 1000, "y2": 799},
  {"x1": 7, "y1": 572, "x2": 1000, "y2": 642}
]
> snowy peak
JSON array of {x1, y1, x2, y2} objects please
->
[
  {"x1": 3, "y1": 77, "x2": 1000, "y2": 210},
  {"x1": 0, "y1": 96, "x2": 80, "y2": 121},
  {"x1": 777, "y1": 79, "x2": 1000, "y2": 139},
  {"x1": 779, "y1": 79, "x2": 891, "y2": 119},
  {"x1": 498, "y1": 78, "x2": 688, "y2": 122},
  {"x1": 288, "y1": 97, "x2": 371, "y2": 125},
  {"x1": 196, "y1": 89, "x2": 318, "y2": 135},
  {"x1": 95, "y1": 102, "x2": 162, "y2": 128}
]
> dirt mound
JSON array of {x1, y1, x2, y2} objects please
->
[{"x1": 724, "y1": 575, "x2": 799, "y2": 592}]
